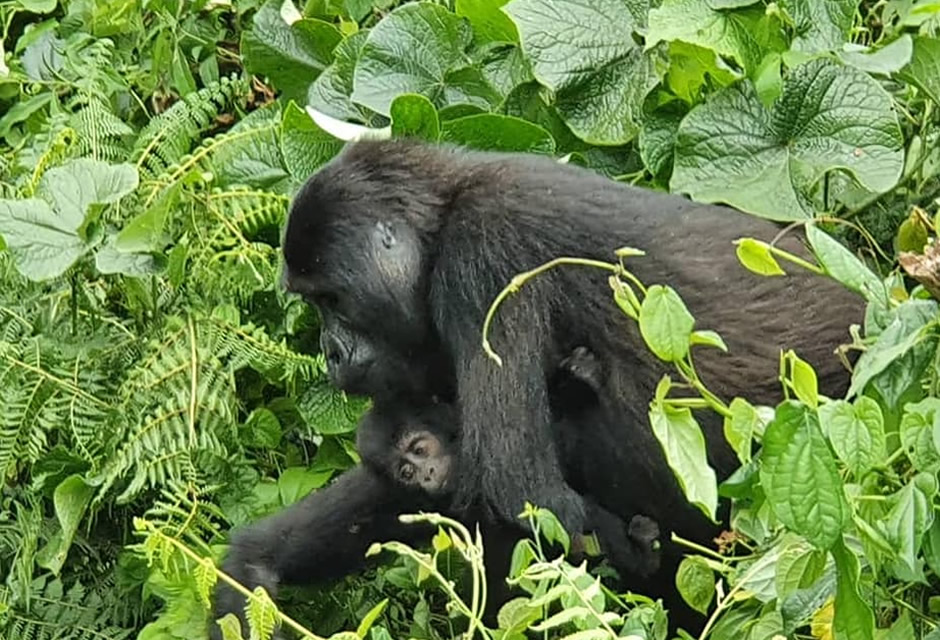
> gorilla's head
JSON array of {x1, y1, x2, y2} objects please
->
[{"x1": 281, "y1": 141, "x2": 454, "y2": 399}]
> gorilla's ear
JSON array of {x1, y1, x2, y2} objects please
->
[{"x1": 370, "y1": 220, "x2": 422, "y2": 290}]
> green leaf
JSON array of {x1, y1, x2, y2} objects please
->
[
  {"x1": 690, "y1": 330, "x2": 727, "y2": 352},
  {"x1": 923, "y1": 518, "x2": 940, "y2": 579},
  {"x1": 638, "y1": 105, "x2": 683, "y2": 178},
  {"x1": 39, "y1": 158, "x2": 139, "y2": 230},
  {"x1": 307, "y1": 31, "x2": 372, "y2": 122},
  {"x1": 783, "y1": 0, "x2": 860, "y2": 55},
  {"x1": 638, "y1": 285, "x2": 695, "y2": 362},
  {"x1": 281, "y1": 101, "x2": 344, "y2": 181},
  {"x1": 848, "y1": 300, "x2": 937, "y2": 399},
  {"x1": 785, "y1": 350, "x2": 818, "y2": 409},
  {"x1": 532, "y1": 506, "x2": 570, "y2": 553},
  {"x1": 356, "y1": 599, "x2": 389, "y2": 639},
  {"x1": 352, "y1": 3, "x2": 494, "y2": 116},
  {"x1": 900, "y1": 398, "x2": 940, "y2": 474},
  {"x1": 244, "y1": 408, "x2": 283, "y2": 449},
  {"x1": 277, "y1": 467, "x2": 332, "y2": 506},
  {"x1": 94, "y1": 241, "x2": 162, "y2": 277},
  {"x1": 36, "y1": 475, "x2": 94, "y2": 574},
  {"x1": 390, "y1": 94, "x2": 441, "y2": 140},
  {"x1": 818, "y1": 398, "x2": 886, "y2": 474},
  {"x1": 242, "y1": 0, "x2": 343, "y2": 102},
  {"x1": 116, "y1": 183, "x2": 180, "y2": 253},
  {"x1": 760, "y1": 402, "x2": 846, "y2": 550},
  {"x1": 649, "y1": 398, "x2": 718, "y2": 521},
  {"x1": 647, "y1": 0, "x2": 784, "y2": 72},
  {"x1": 440, "y1": 113, "x2": 554, "y2": 152},
  {"x1": 672, "y1": 59, "x2": 904, "y2": 221},
  {"x1": 456, "y1": 0, "x2": 518, "y2": 43},
  {"x1": 806, "y1": 225, "x2": 884, "y2": 302},
  {"x1": 734, "y1": 238, "x2": 785, "y2": 276},
  {"x1": 0, "y1": 199, "x2": 86, "y2": 281},
  {"x1": 723, "y1": 397, "x2": 761, "y2": 464},
  {"x1": 831, "y1": 537, "x2": 874, "y2": 640},
  {"x1": 663, "y1": 41, "x2": 742, "y2": 104},
  {"x1": 900, "y1": 36, "x2": 940, "y2": 105},
  {"x1": 880, "y1": 475, "x2": 934, "y2": 582},
  {"x1": 296, "y1": 381, "x2": 370, "y2": 435},
  {"x1": 504, "y1": 0, "x2": 658, "y2": 144},
  {"x1": 16, "y1": 0, "x2": 57, "y2": 12},
  {"x1": 838, "y1": 35, "x2": 913, "y2": 75},
  {"x1": 675, "y1": 556, "x2": 715, "y2": 615},
  {"x1": 775, "y1": 542, "x2": 827, "y2": 599}
]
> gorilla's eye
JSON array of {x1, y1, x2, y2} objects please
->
[
  {"x1": 313, "y1": 292, "x2": 339, "y2": 308},
  {"x1": 399, "y1": 463, "x2": 415, "y2": 481}
]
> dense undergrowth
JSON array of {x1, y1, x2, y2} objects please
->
[{"x1": 1, "y1": 0, "x2": 940, "y2": 639}]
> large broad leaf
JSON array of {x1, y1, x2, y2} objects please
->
[
  {"x1": 817, "y1": 397, "x2": 886, "y2": 475},
  {"x1": 39, "y1": 158, "x2": 139, "y2": 229},
  {"x1": 672, "y1": 59, "x2": 904, "y2": 221},
  {"x1": 760, "y1": 402, "x2": 846, "y2": 550},
  {"x1": 307, "y1": 31, "x2": 372, "y2": 122},
  {"x1": 831, "y1": 537, "x2": 875, "y2": 640},
  {"x1": 838, "y1": 35, "x2": 913, "y2": 75},
  {"x1": 649, "y1": 397, "x2": 718, "y2": 521},
  {"x1": 647, "y1": 0, "x2": 785, "y2": 73},
  {"x1": 352, "y1": 3, "x2": 498, "y2": 116},
  {"x1": 783, "y1": 0, "x2": 861, "y2": 55},
  {"x1": 0, "y1": 199, "x2": 86, "y2": 281},
  {"x1": 0, "y1": 159, "x2": 137, "y2": 281},
  {"x1": 281, "y1": 102, "x2": 344, "y2": 181},
  {"x1": 504, "y1": 0, "x2": 658, "y2": 145},
  {"x1": 456, "y1": 0, "x2": 518, "y2": 43},
  {"x1": 440, "y1": 113, "x2": 553, "y2": 152},
  {"x1": 900, "y1": 36, "x2": 940, "y2": 105},
  {"x1": 241, "y1": 0, "x2": 342, "y2": 102}
]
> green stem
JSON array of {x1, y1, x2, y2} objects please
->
[{"x1": 481, "y1": 257, "x2": 620, "y2": 365}]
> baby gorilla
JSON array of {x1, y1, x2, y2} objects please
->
[
  {"x1": 357, "y1": 401, "x2": 458, "y2": 496},
  {"x1": 356, "y1": 347, "x2": 661, "y2": 578}
]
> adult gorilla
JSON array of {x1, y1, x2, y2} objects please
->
[{"x1": 212, "y1": 139, "x2": 865, "y2": 635}]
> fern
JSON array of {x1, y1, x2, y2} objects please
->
[
  {"x1": 0, "y1": 578, "x2": 134, "y2": 640},
  {"x1": 185, "y1": 188, "x2": 290, "y2": 301},
  {"x1": 0, "y1": 340, "x2": 114, "y2": 479},
  {"x1": 203, "y1": 312, "x2": 322, "y2": 384},
  {"x1": 96, "y1": 316, "x2": 236, "y2": 503},
  {"x1": 133, "y1": 75, "x2": 248, "y2": 182},
  {"x1": 68, "y1": 95, "x2": 134, "y2": 162}
]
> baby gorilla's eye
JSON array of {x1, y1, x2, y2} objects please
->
[
  {"x1": 399, "y1": 463, "x2": 415, "y2": 481},
  {"x1": 412, "y1": 444, "x2": 426, "y2": 457}
]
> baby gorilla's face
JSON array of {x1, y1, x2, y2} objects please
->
[{"x1": 396, "y1": 429, "x2": 453, "y2": 494}]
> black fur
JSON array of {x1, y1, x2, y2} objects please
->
[{"x1": 214, "y1": 139, "x2": 864, "y2": 635}]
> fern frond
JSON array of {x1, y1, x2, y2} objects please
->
[
  {"x1": 0, "y1": 578, "x2": 134, "y2": 640},
  {"x1": 204, "y1": 313, "x2": 322, "y2": 384},
  {"x1": 69, "y1": 95, "x2": 134, "y2": 162},
  {"x1": 97, "y1": 317, "x2": 237, "y2": 503},
  {"x1": 0, "y1": 341, "x2": 113, "y2": 479},
  {"x1": 133, "y1": 75, "x2": 248, "y2": 182}
]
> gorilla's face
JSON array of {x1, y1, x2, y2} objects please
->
[{"x1": 283, "y1": 213, "x2": 449, "y2": 399}]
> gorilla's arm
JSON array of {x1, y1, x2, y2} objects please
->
[
  {"x1": 433, "y1": 260, "x2": 587, "y2": 534},
  {"x1": 210, "y1": 465, "x2": 432, "y2": 639}
]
